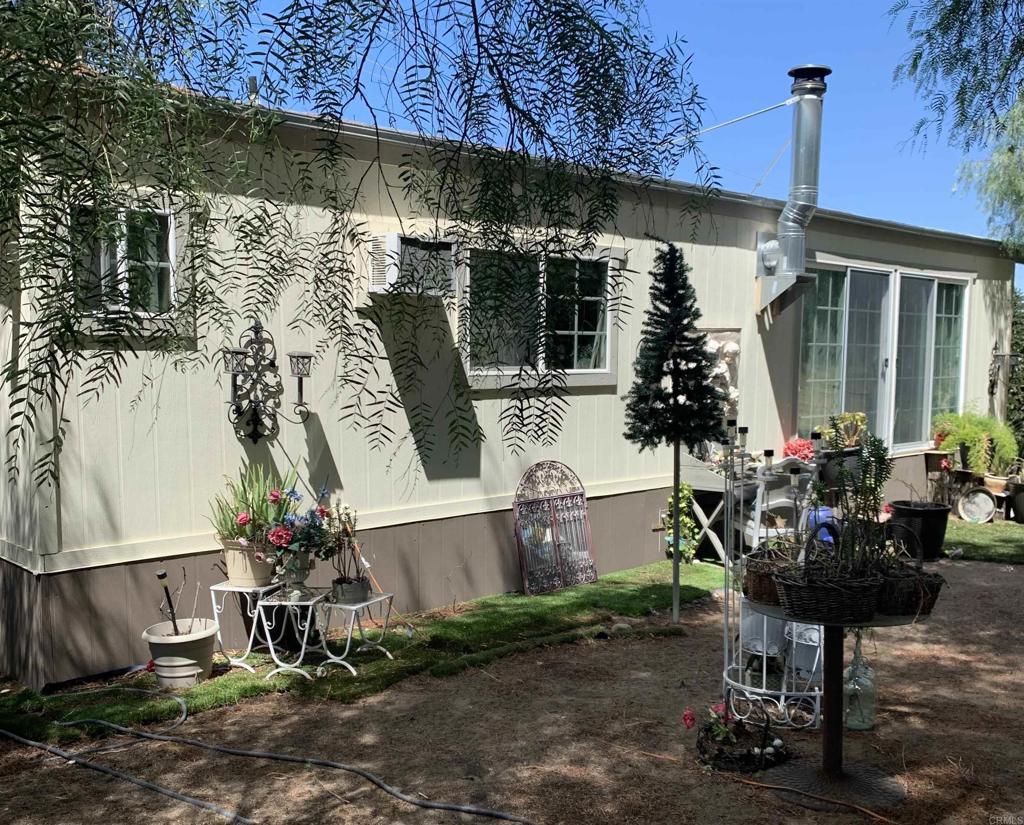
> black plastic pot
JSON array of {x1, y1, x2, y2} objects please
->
[
  {"x1": 888, "y1": 500, "x2": 951, "y2": 561},
  {"x1": 1011, "y1": 481, "x2": 1024, "y2": 525}
]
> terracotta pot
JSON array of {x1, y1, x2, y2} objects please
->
[
  {"x1": 984, "y1": 474, "x2": 1008, "y2": 495},
  {"x1": 221, "y1": 539, "x2": 275, "y2": 587},
  {"x1": 141, "y1": 618, "x2": 218, "y2": 689}
]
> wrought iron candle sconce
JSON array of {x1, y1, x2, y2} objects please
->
[{"x1": 223, "y1": 320, "x2": 312, "y2": 444}]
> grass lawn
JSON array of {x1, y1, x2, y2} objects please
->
[
  {"x1": 944, "y1": 517, "x2": 1024, "y2": 564},
  {"x1": 0, "y1": 559, "x2": 722, "y2": 744}
]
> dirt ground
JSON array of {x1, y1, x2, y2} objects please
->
[{"x1": 1, "y1": 559, "x2": 1022, "y2": 825}]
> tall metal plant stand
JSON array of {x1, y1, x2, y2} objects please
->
[{"x1": 747, "y1": 602, "x2": 909, "y2": 812}]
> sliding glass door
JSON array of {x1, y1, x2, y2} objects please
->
[
  {"x1": 893, "y1": 277, "x2": 935, "y2": 445},
  {"x1": 843, "y1": 270, "x2": 890, "y2": 436}
]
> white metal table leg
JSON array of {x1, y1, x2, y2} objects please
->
[
  {"x1": 354, "y1": 597, "x2": 394, "y2": 659},
  {"x1": 261, "y1": 603, "x2": 315, "y2": 681},
  {"x1": 310, "y1": 605, "x2": 358, "y2": 677}
]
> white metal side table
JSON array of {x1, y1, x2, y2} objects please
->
[
  {"x1": 209, "y1": 581, "x2": 284, "y2": 672},
  {"x1": 318, "y1": 592, "x2": 395, "y2": 673},
  {"x1": 255, "y1": 586, "x2": 354, "y2": 680}
]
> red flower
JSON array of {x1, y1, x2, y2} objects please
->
[
  {"x1": 783, "y1": 437, "x2": 815, "y2": 462},
  {"x1": 146, "y1": 659, "x2": 156, "y2": 672},
  {"x1": 317, "y1": 505, "x2": 330, "y2": 518},
  {"x1": 268, "y1": 489, "x2": 282, "y2": 504},
  {"x1": 682, "y1": 708, "x2": 696, "y2": 730},
  {"x1": 883, "y1": 502, "x2": 893, "y2": 514},
  {"x1": 267, "y1": 525, "x2": 293, "y2": 547},
  {"x1": 940, "y1": 457, "x2": 952, "y2": 471}
]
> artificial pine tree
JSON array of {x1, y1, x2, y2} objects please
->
[{"x1": 624, "y1": 243, "x2": 725, "y2": 622}]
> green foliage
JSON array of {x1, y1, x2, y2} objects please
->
[
  {"x1": 0, "y1": 559, "x2": 722, "y2": 742},
  {"x1": 662, "y1": 482, "x2": 697, "y2": 561},
  {"x1": 961, "y1": 102, "x2": 1024, "y2": 255},
  {"x1": 208, "y1": 464, "x2": 299, "y2": 540},
  {"x1": 0, "y1": 0, "x2": 718, "y2": 482},
  {"x1": 933, "y1": 411, "x2": 1019, "y2": 475},
  {"x1": 820, "y1": 411, "x2": 867, "y2": 449},
  {"x1": 623, "y1": 243, "x2": 725, "y2": 452},
  {"x1": 1008, "y1": 290, "x2": 1024, "y2": 449},
  {"x1": 891, "y1": 0, "x2": 1024, "y2": 151}
]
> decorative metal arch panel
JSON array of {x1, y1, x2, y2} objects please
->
[{"x1": 513, "y1": 461, "x2": 597, "y2": 595}]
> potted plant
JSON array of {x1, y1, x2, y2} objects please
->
[
  {"x1": 773, "y1": 433, "x2": 892, "y2": 626},
  {"x1": 819, "y1": 412, "x2": 867, "y2": 486},
  {"x1": 876, "y1": 523, "x2": 945, "y2": 618},
  {"x1": 265, "y1": 491, "x2": 338, "y2": 594},
  {"x1": 141, "y1": 570, "x2": 219, "y2": 688},
  {"x1": 328, "y1": 504, "x2": 372, "y2": 604},
  {"x1": 210, "y1": 465, "x2": 300, "y2": 587},
  {"x1": 932, "y1": 411, "x2": 1018, "y2": 484}
]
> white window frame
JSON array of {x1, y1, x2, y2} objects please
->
[
  {"x1": 74, "y1": 200, "x2": 177, "y2": 318},
  {"x1": 797, "y1": 260, "x2": 972, "y2": 452},
  {"x1": 459, "y1": 246, "x2": 623, "y2": 389}
]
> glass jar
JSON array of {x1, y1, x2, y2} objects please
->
[{"x1": 843, "y1": 631, "x2": 877, "y2": 730}]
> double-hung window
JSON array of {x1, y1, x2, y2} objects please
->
[
  {"x1": 72, "y1": 206, "x2": 174, "y2": 315},
  {"x1": 466, "y1": 249, "x2": 611, "y2": 374},
  {"x1": 797, "y1": 266, "x2": 966, "y2": 448}
]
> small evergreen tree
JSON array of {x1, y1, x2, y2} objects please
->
[{"x1": 624, "y1": 243, "x2": 725, "y2": 622}]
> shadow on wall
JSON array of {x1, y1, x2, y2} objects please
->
[{"x1": 368, "y1": 294, "x2": 482, "y2": 482}]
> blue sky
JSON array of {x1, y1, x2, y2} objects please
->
[{"x1": 645, "y1": 0, "x2": 1014, "y2": 273}]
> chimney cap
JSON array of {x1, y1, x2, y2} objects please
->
[{"x1": 788, "y1": 64, "x2": 831, "y2": 95}]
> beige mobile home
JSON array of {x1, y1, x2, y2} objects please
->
[{"x1": 0, "y1": 113, "x2": 1015, "y2": 688}]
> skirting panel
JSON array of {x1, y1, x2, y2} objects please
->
[{"x1": 0, "y1": 487, "x2": 672, "y2": 688}]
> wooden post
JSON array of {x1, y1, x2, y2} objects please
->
[
  {"x1": 672, "y1": 439, "x2": 681, "y2": 625},
  {"x1": 822, "y1": 624, "x2": 844, "y2": 776}
]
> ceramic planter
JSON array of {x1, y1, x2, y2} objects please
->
[
  {"x1": 142, "y1": 618, "x2": 218, "y2": 689},
  {"x1": 820, "y1": 446, "x2": 862, "y2": 487},
  {"x1": 983, "y1": 474, "x2": 1008, "y2": 496},
  {"x1": 220, "y1": 539, "x2": 275, "y2": 587}
]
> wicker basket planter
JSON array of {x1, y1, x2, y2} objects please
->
[
  {"x1": 877, "y1": 567, "x2": 945, "y2": 617},
  {"x1": 742, "y1": 553, "x2": 786, "y2": 606},
  {"x1": 774, "y1": 569, "x2": 882, "y2": 625},
  {"x1": 888, "y1": 501, "x2": 951, "y2": 561}
]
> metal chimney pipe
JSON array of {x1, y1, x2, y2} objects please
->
[{"x1": 777, "y1": 65, "x2": 831, "y2": 280}]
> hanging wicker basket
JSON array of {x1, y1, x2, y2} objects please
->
[{"x1": 774, "y1": 568, "x2": 882, "y2": 625}]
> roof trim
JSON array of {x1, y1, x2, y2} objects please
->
[{"x1": 272, "y1": 108, "x2": 1014, "y2": 258}]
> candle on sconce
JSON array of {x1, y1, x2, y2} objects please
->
[
  {"x1": 738, "y1": 426, "x2": 748, "y2": 450},
  {"x1": 811, "y1": 430, "x2": 822, "y2": 456},
  {"x1": 790, "y1": 467, "x2": 801, "y2": 488},
  {"x1": 764, "y1": 448, "x2": 774, "y2": 470}
]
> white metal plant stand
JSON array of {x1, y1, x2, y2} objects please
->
[
  {"x1": 318, "y1": 592, "x2": 395, "y2": 665},
  {"x1": 720, "y1": 426, "x2": 825, "y2": 728},
  {"x1": 256, "y1": 587, "x2": 395, "y2": 680},
  {"x1": 209, "y1": 581, "x2": 286, "y2": 672}
]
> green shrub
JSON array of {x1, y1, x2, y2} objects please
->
[{"x1": 932, "y1": 411, "x2": 1018, "y2": 475}]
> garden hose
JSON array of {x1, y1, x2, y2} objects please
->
[
  {"x1": 0, "y1": 727, "x2": 253, "y2": 824},
  {"x1": 3, "y1": 686, "x2": 535, "y2": 824}
]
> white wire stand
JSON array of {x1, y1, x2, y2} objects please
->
[
  {"x1": 256, "y1": 587, "x2": 350, "y2": 681},
  {"x1": 209, "y1": 581, "x2": 285, "y2": 673},
  {"x1": 721, "y1": 434, "x2": 825, "y2": 729},
  {"x1": 318, "y1": 592, "x2": 395, "y2": 672}
]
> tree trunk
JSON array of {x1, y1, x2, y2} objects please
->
[{"x1": 672, "y1": 438, "x2": 681, "y2": 624}]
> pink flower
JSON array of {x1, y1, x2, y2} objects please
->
[
  {"x1": 883, "y1": 502, "x2": 893, "y2": 514},
  {"x1": 268, "y1": 489, "x2": 282, "y2": 504},
  {"x1": 236, "y1": 511, "x2": 251, "y2": 526},
  {"x1": 940, "y1": 457, "x2": 952, "y2": 471},
  {"x1": 682, "y1": 708, "x2": 696, "y2": 730},
  {"x1": 711, "y1": 702, "x2": 726, "y2": 716},
  {"x1": 783, "y1": 437, "x2": 815, "y2": 462},
  {"x1": 267, "y1": 525, "x2": 293, "y2": 548},
  {"x1": 317, "y1": 505, "x2": 330, "y2": 518}
]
